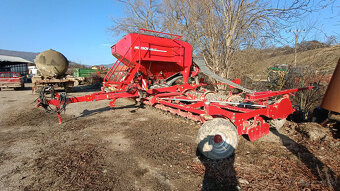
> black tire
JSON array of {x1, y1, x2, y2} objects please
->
[{"x1": 197, "y1": 118, "x2": 238, "y2": 160}]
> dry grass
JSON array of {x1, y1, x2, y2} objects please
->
[{"x1": 231, "y1": 45, "x2": 340, "y2": 80}]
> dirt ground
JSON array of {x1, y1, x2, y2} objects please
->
[{"x1": 0, "y1": 84, "x2": 339, "y2": 190}]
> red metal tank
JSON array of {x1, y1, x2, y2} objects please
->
[
  {"x1": 111, "y1": 32, "x2": 193, "y2": 83},
  {"x1": 321, "y1": 58, "x2": 340, "y2": 113}
]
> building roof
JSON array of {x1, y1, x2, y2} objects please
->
[{"x1": 0, "y1": 55, "x2": 32, "y2": 63}]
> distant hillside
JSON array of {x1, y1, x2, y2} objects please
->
[
  {"x1": 103, "y1": 64, "x2": 114, "y2": 69},
  {"x1": 231, "y1": 45, "x2": 340, "y2": 80},
  {"x1": 256, "y1": 45, "x2": 340, "y2": 71},
  {"x1": 0, "y1": 49, "x2": 38, "y2": 62}
]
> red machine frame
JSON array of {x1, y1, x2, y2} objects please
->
[{"x1": 37, "y1": 29, "x2": 314, "y2": 142}]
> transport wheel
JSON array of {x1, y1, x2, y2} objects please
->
[
  {"x1": 197, "y1": 118, "x2": 238, "y2": 160},
  {"x1": 226, "y1": 95, "x2": 243, "y2": 103}
]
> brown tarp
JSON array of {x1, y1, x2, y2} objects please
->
[{"x1": 321, "y1": 58, "x2": 340, "y2": 113}]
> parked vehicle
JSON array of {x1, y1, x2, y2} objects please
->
[
  {"x1": 73, "y1": 68, "x2": 96, "y2": 78},
  {"x1": 0, "y1": 72, "x2": 24, "y2": 90}
]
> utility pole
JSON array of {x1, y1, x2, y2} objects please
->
[
  {"x1": 289, "y1": 29, "x2": 305, "y2": 67},
  {"x1": 289, "y1": 29, "x2": 306, "y2": 113}
]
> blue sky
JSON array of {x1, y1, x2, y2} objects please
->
[
  {"x1": 282, "y1": 1, "x2": 340, "y2": 45},
  {"x1": 0, "y1": 0, "x2": 339, "y2": 66},
  {"x1": 0, "y1": 0, "x2": 123, "y2": 65}
]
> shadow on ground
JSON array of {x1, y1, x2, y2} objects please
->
[
  {"x1": 196, "y1": 149, "x2": 238, "y2": 191},
  {"x1": 271, "y1": 128, "x2": 339, "y2": 189},
  {"x1": 79, "y1": 104, "x2": 141, "y2": 117},
  {"x1": 63, "y1": 102, "x2": 146, "y2": 123}
]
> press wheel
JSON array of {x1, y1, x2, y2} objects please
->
[{"x1": 197, "y1": 118, "x2": 238, "y2": 160}]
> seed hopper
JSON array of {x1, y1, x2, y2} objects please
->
[{"x1": 36, "y1": 29, "x2": 313, "y2": 159}]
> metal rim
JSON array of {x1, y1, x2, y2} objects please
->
[
  {"x1": 210, "y1": 133, "x2": 232, "y2": 154},
  {"x1": 197, "y1": 118, "x2": 238, "y2": 160}
]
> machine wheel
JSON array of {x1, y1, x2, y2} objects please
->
[
  {"x1": 226, "y1": 95, "x2": 243, "y2": 103},
  {"x1": 269, "y1": 118, "x2": 287, "y2": 129},
  {"x1": 197, "y1": 118, "x2": 238, "y2": 160}
]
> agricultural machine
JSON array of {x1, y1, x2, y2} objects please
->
[{"x1": 36, "y1": 29, "x2": 314, "y2": 160}]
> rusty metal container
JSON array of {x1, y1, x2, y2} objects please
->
[
  {"x1": 35, "y1": 49, "x2": 69, "y2": 78},
  {"x1": 321, "y1": 58, "x2": 340, "y2": 113}
]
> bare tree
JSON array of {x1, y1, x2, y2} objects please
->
[
  {"x1": 325, "y1": 35, "x2": 338, "y2": 46},
  {"x1": 161, "y1": 0, "x2": 204, "y2": 50},
  {"x1": 162, "y1": 0, "x2": 318, "y2": 80},
  {"x1": 110, "y1": 0, "x2": 336, "y2": 82},
  {"x1": 109, "y1": 0, "x2": 162, "y2": 34}
]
